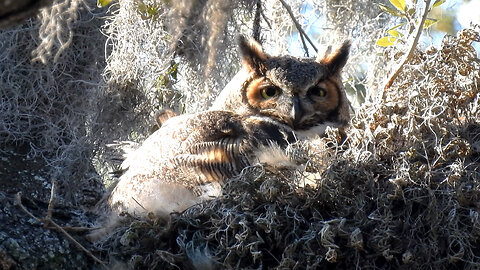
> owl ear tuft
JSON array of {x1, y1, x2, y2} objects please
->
[
  {"x1": 238, "y1": 35, "x2": 268, "y2": 74},
  {"x1": 155, "y1": 109, "x2": 177, "y2": 128},
  {"x1": 317, "y1": 40, "x2": 351, "y2": 75}
]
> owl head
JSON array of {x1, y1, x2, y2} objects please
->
[{"x1": 212, "y1": 35, "x2": 351, "y2": 139}]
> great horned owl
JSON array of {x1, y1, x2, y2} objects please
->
[
  {"x1": 108, "y1": 36, "x2": 351, "y2": 218},
  {"x1": 211, "y1": 35, "x2": 351, "y2": 139}
]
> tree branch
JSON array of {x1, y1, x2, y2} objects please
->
[
  {"x1": 260, "y1": 6, "x2": 272, "y2": 29},
  {"x1": 383, "y1": 0, "x2": 432, "y2": 94},
  {"x1": 278, "y1": 0, "x2": 317, "y2": 56},
  {"x1": 253, "y1": 0, "x2": 262, "y2": 42}
]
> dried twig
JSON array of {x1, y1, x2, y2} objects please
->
[
  {"x1": 44, "y1": 217, "x2": 108, "y2": 267},
  {"x1": 15, "y1": 193, "x2": 42, "y2": 222},
  {"x1": 46, "y1": 179, "x2": 56, "y2": 220},
  {"x1": 260, "y1": 7, "x2": 272, "y2": 29},
  {"x1": 14, "y1": 192, "x2": 108, "y2": 268},
  {"x1": 59, "y1": 225, "x2": 102, "y2": 232},
  {"x1": 278, "y1": 0, "x2": 318, "y2": 55},
  {"x1": 383, "y1": 0, "x2": 432, "y2": 94},
  {"x1": 132, "y1": 196, "x2": 148, "y2": 211},
  {"x1": 253, "y1": 0, "x2": 262, "y2": 42}
]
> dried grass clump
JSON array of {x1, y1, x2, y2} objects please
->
[{"x1": 97, "y1": 26, "x2": 480, "y2": 269}]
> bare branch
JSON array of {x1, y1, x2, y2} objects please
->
[
  {"x1": 253, "y1": 0, "x2": 262, "y2": 42},
  {"x1": 260, "y1": 6, "x2": 272, "y2": 29},
  {"x1": 278, "y1": 0, "x2": 318, "y2": 56},
  {"x1": 383, "y1": 0, "x2": 432, "y2": 93}
]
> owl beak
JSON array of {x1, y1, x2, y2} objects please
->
[{"x1": 291, "y1": 96, "x2": 303, "y2": 127}]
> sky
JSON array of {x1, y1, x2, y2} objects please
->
[{"x1": 456, "y1": 0, "x2": 480, "y2": 29}]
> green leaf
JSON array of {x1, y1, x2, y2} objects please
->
[
  {"x1": 389, "y1": 22, "x2": 407, "y2": 31},
  {"x1": 157, "y1": 62, "x2": 179, "y2": 87},
  {"x1": 147, "y1": 6, "x2": 158, "y2": 16},
  {"x1": 423, "y1": 18, "x2": 438, "y2": 29},
  {"x1": 389, "y1": 0, "x2": 407, "y2": 12},
  {"x1": 376, "y1": 36, "x2": 398, "y2": 47},
  {"x1": 388, "y1": 29, "x2": 403, "y2": 37},
  {"x1": 433, "y1": 0, "x2": 446, "y2": 8},
  {"x1": 376, "y1": 3, "x2": 405, "y2": 17},
  {"x1": 169, "y1": 63, "x2": 178, "y2": 80},
  {"x1": 407, "y1": 8, "x2": 415, "y2": 17},
  {"x1": 97, "y1": 0, "x2": 113, "y2": 7}
]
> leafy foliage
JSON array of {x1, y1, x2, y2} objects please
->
[
  {"x1": 376, "y1": 36, "x2": 398, "y2": 46},
  {"x1": 389, "y1": 0, "x2": 406, "y2": 12},
  {"x1": 376, "y1": 0, "x2": 443, "y2": 47},
  {"x1": 136, "y1": 0, "x2": 161, "y2": 20}
]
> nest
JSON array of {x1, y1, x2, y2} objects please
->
[{"x1": 96, "y1": 27, "x2": 480, "y2": 269}]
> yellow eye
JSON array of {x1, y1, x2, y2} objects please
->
[
  {"x1": 308, "y1": 86, "x2": 327, "y2": 97},
  {"x1": 261, "y1": 87, "x2": 281, "y2": 99}
]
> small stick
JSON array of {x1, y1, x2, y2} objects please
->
[
  {"x1": 15, "y1": 192, "x2": 108, "y2": 268},
  {"x1": 260, "y1": 7, "x2": 272, "y2": 29},
  {"x1": 48, "y1": 225, "x2": 102, "y2": 232},
  {"x1": 44, "y1": 218, "x2": 108, "y2": 268},
  {"x1": 14, "y1": 193, "x2": 42, "y2": 223},
  {"x1": 132, "y1": 196, "x2": 147, "y2": 211},
  {"x1": 278, "y1": 0, "x2": 318, "y2": 55},
  {"x1": 383, "y1": 0, "x2": 432, "y2": 94},
  {"x1": 46, "y1": 179, "x2": 56, "y2": 221},
  {"x1": 298, "y1": 28, "x2": 309, "y2": 57}
]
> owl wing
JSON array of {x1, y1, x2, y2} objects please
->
[
  {"x1": 171, "y1": 113, "x2": 297, "y2": 189},
  {"x1": 172, "y1": 136, "x2": 251, "y2": 186}
]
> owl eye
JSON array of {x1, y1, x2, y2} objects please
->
[
  {"x1": 261, "y1": 86, "x2": 281, "y2": 99},
  {"x1": 308, "y1": 86, "x2": 327, "y2": 97}
]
